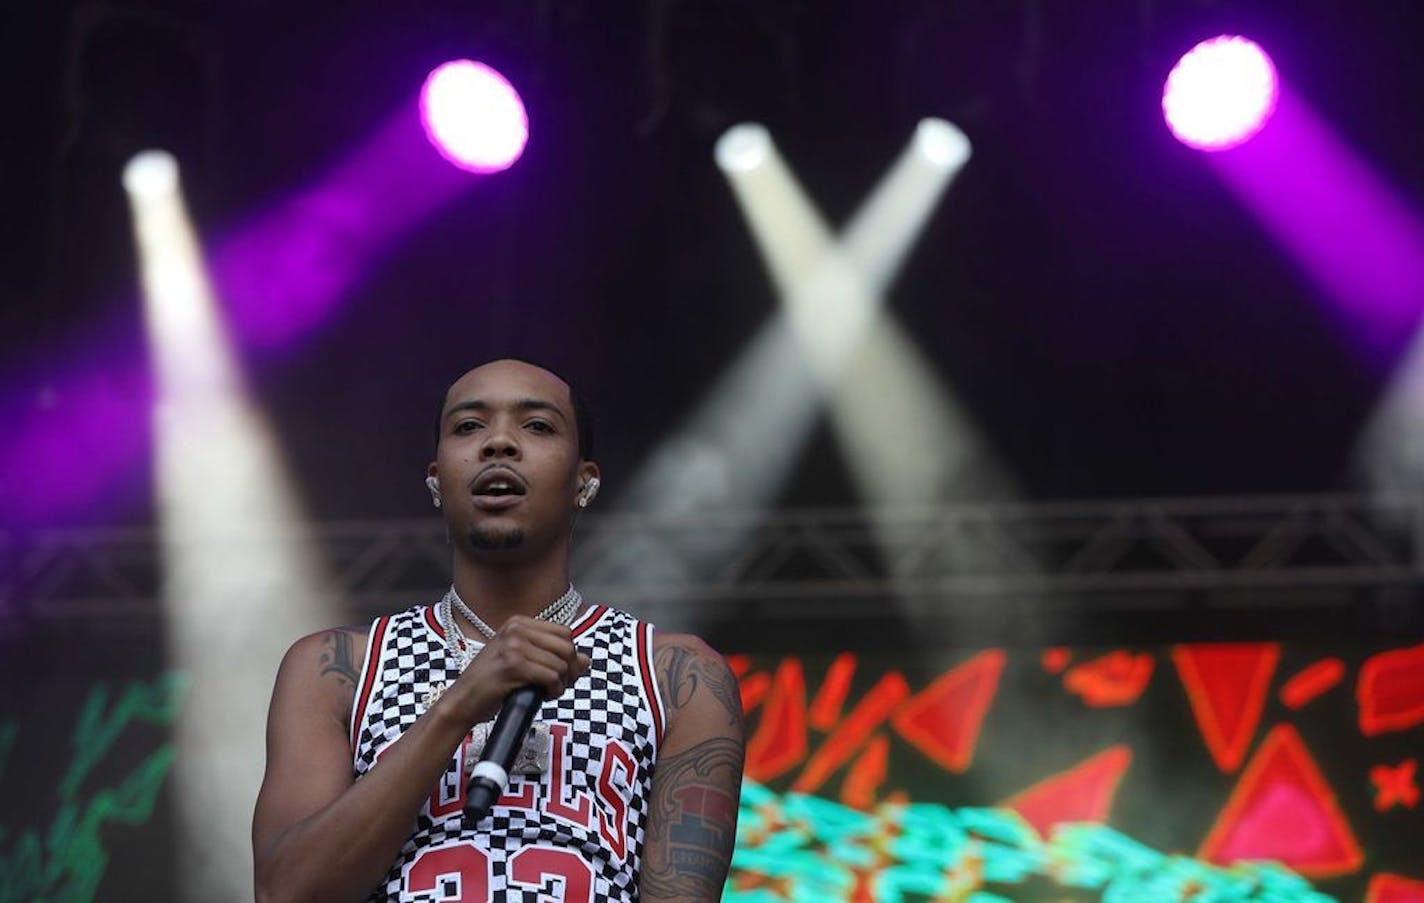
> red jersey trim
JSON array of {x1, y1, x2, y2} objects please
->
[
  {"x1": 422, "y1": 605, "x2": 445, "y2": 641},
  {"x1": 636, "y1": 622, "x2": 667, "y2": 752},
  {"x1": 349, "y1": 616, "x2": 390, "y2": 752},
  {"x1": 572, "y1": 604, "x2": 608, "y2": 639}
]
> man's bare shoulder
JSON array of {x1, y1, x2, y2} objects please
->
[
  {"x1": 277, "y1": 625, "x2": 372, "y2": 702},
  {"x1": 650, "y1": 631, "x2": 741, "y2": 733}
]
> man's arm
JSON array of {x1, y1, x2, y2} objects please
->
[
  {"x1": 251, "y1": 618, "x2": 587, "y2": 903},
  {"x1": 642, "y1": 633, "x2": 746, "y2": 902}
]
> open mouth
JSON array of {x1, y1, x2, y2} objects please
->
[{"x1": 471, "y1": 468, "x2": 527, "y2": 506}]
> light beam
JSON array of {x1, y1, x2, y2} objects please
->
[{"x1": 125, "y1": 150, "x2": 343, "y2": 901}]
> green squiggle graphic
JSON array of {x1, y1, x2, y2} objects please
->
[{"x1": 0, "y1": 673, "x2": 187, "y2": 903}]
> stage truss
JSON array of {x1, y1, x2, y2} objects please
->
[{"x1": 4, "y1": 493, "x2": 1423, "y2": 630}]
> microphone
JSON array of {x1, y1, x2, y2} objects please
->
[{"x1": 464, "y1": 686, "x2": 544, "y2": 821}]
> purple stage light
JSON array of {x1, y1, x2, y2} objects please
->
[
  {"x1": 1163, "y1": 36, "x2": 1278, "y2": 151},
  {"x1": 419, "y1": 60, "x2": 528, "y2": 173}
]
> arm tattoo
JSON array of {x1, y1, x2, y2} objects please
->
[
  {"x1": 656, "y1": 642, "x2": 743, "y2": 729},
  {"x1": 319, "y1": 629, "x2": 361, "y2": 690},
  {"x1": 643, "y1": 737, "x2": 743, "y2": 900}
]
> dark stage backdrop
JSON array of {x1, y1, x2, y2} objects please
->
[{"x1": 2, "y1": 629, "x2": 1422, "y2": 901}]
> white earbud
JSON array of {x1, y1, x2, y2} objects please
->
[
  {"x1": 578, "y1": 477, "x2": 601, "y2": 508},
  {"x1": 425, "y1": 475, "x2": 442, "y2": 508}
]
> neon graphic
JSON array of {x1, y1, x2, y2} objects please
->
[
  {"x1": 1041, "y1": 647, "x2": 1072, "y2": 674},
  {"x1": 744, "y1": 658, "x2": 808, "y2": 782},
  {"x1": 840, "y1": 735, "x2": 889, "y2": 811},
  {"x1": 739, "y1": 671, "x2": 772, "y2": 713},
  {"x1": 728, "y1": 781, "x2": 1333, "y2": 901},
  {"x1": 1368, "y1": 873, "x2": 1424, "y2": 903},
  {"x1": 1282, "y1": 658, "x2": 1346, "y2": 710},
  {"x1": 1002, "y1": 745, "x2": 1132, "y2": 839},
  {"x1": 1199, "y1": 723, "x2": 1363, "y2": 879},
  {"x1": 809, "y1": 653, "x2": 858, "y2": 731},
  {"x1": 0, "y1": 674, "x2": 188, "y2": 902},
  {"x1": 1358, "y1": 643, "x2": 1424, "y2": 736},
  {"x1": 1173, "y1": 643, "x2": 1280, "y2": 773},
  {"x1": 889, "y1": 650, "x2": 1004, "y2": 773},
  {"x1": 1063, "y1": 650, "x2": 1154, "y2": 707},
  {"x1": 792, "y1": 673, "x2": 908, "y2": 795},
  {"x1": 1370, "y1": 759, "x2": 1419, "y2": 812}
]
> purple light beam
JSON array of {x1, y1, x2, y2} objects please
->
[{"x1": 1207, "y1": 87, "x2": 1424, "y2": 361}]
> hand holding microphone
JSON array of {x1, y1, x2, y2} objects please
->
[{"x1": 438, "y1": 616, "x2": 590, "y2": 820}]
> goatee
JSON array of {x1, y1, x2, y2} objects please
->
[{"x1": 468, "y1": 526, "x2": 525, "y2": 551}]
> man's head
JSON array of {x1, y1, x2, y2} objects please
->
[{"x1": 427, "y1": 359, "x2": 599, "y2": 560}]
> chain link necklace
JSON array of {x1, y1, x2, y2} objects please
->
[{"x1": 436, "y1": 584, "x2": 583, "y2": 672}]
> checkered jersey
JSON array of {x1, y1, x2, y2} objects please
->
[{"x1": 349, "y1": 602, "x2": 667, "y2": 903}]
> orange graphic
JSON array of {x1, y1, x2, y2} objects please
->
[
  {"x1": 1042, "y1": 647, "x2": 1072, "y2": 675},
  {"x1": 809, "y1": 653, "x2": 858, "y2": 731},
  {"x1": 792, "y1": 672, "x2": 909, "y2": 794},
  {"x1": 1281, "y1": 658, "x2": 1346, "y2": 710},
  {"x1": 738, "y1": 671, "x2": 771, "y2": 713},
  {"x1": 1172, "y1": 643, "x2": 1280, "y2": 773},
  {"x1": 1002, "y1": 745, "x2": 1133, "y2": 840},
  {"x1": 744, "y1": 658, "x2": 807, "y2": 782},
  {"x1": 890, "y1": 650, "x2": 1006, "y2": 773},
  {"x1": 840, "y1": 735, "x2": 889, "y2": 810},
  {"x1": 1064, "y1": 651, "x2": 1154, "y2": 707},
  {"x1": 726, "y1": 654, "x2": 751, "y2": 679},
  {"x1": 1368, "y1": 874, "x2": 1424, "y2": 903},
  {"x1": 1359, "y1": 644, "x2": 1424, "y2": 736},
  {"x1": 1371, "y1": 759, "x2": 1419, "y2": 812},
  {"x1": 1199, "y1": 723, "x2": 1363, "y2": 878}
]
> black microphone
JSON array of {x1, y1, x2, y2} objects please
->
[{"x1": 464, "y1": 686, "x2": 544, "y2": 822}]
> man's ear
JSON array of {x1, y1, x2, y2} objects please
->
[
  {"x1": 425, "y1": 463, "x2": 442, "y2": 507},
  {"x1": 576, "y1": 461, "x2": 602, "y2": 509}
]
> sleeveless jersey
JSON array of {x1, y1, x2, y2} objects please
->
[{"x1": 350, "y1": 602, "x2": 667, "y2": 902}]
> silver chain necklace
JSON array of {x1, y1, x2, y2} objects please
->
[{"x1": 437, "y1": 584, "x2": 583, "y2": 671}]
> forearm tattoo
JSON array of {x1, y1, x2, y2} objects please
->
[
  {"x1": 642, "y1": 737, "x2": 743, "y2": 899},
  {"x1": 319, "y1": 628, "x2": 361, "y2": 690},
  {"x1": 645, "y1": 642, "x2": 745, "y2": 899}
]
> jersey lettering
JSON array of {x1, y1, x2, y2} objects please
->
[
  {"x1": 403, "y1": 840, "x2": 491, "y2": 902},
  {"x1": 429, "y1": 736, "x2": 470, "y2": 820},
  {"x1": 596, "y1": 742, "x2": 635, "y2": 863},
  {"x1": 507, "y1": 845, "x2": 595, "y2": 903}
]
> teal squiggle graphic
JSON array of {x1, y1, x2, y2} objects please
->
[
  {"x1": 0, "y1": 722, "x2": 16, "y2": 780},
  {"x1": 726, "y1": 781, "x2": 1337, "y2": 902},
  {"x1": 0, "y1": 673, "x2": 188, "y2": 903}
]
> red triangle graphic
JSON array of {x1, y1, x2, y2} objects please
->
[
  {"x1": 1367, "y1": 874, "x2": 1424, "y2": 903},
  {"x1": 1172, "y1": 643, "x2": 1280, "y2": 773},
  {"x1": 1002, "y1": 746, "x2": 1132, "y2": 839},
  {"x1": 1200, "y1": 724, "x2": 1363, "y2": 878},
  {"x1": 744, "y1": 658, "x2": 808, "y2": 783},
  {"x1": 890, "y1": 649, "x2": 1004, "y2": 773}
]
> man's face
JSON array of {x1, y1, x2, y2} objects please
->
[{"x1": 430, "y1": 360, "x2": 593, "y2": 558}]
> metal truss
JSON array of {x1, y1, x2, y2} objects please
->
[{"x1": 4, "y1": 493, "x2": 1423, "y2": 625}]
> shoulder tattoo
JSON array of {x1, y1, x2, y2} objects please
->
[
  {"x1": 655, "y1": 640, "x2": 743, "y2": 730},
  {"x1": 318, "y1": 628, "x2": 362, "y2": 691}
]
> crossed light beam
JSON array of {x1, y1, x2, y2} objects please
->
[
  {"x1": 601, "y1": 120, "x2": 1015, "y2": 624},
  {"x1": 124, "y1": 150, "x2": 343, "y2": 902}
]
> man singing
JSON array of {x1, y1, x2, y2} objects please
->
[{"x1": 253, "y1": 359, "x2": 745, "y2": 901}]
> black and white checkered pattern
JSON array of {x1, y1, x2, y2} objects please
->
[{"x1": 352, "y1": 603, "x2": 662, "y2": 902}]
